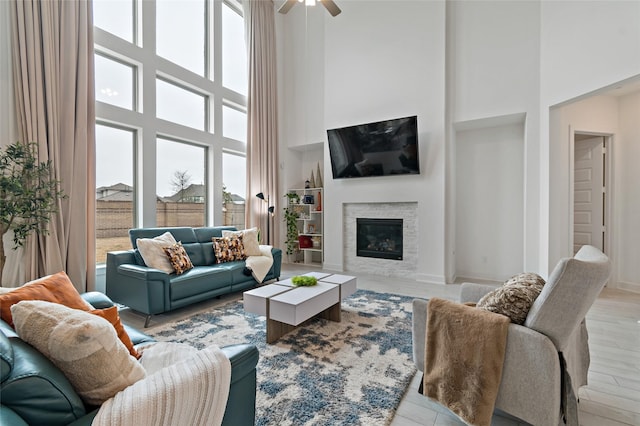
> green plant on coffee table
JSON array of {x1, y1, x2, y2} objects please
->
[{"x1": 291, "y1": 275, "x2": 317, "y2": 287}]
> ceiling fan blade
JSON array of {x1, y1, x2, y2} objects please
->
[
  {"x1": 320, "y1": 0, "x2": 341, "y2": 16},
  {"x1": 278, "y1": 0, "x2": 297, "y2": 14}
]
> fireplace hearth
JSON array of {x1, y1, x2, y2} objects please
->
[{"x1": 356, "y1": 218, "x2": 403, "y2": 260}]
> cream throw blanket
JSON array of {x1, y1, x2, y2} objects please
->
[
  {"x1": 423, "y1": 298, "x2": 510, "y2": 426},
  {"x1": 93, "y1": 345, "x2": 231, "y2": 426},
  {"x1": 245, "y1": 245, "x2": 274, "y2": 283}
]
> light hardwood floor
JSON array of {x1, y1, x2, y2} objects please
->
[{"x1": 121, "y1": 264, "x2": 640, "y2": 426}]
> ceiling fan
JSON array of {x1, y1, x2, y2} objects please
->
[{"x1": 278, "y1": 0, "x2": 342, "y2": 17}]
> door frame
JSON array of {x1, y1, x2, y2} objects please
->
[{"x1": 568, "y1": 127, "x2": 614, "y2": 262}]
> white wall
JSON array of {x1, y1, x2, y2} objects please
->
[
  {"x1": 322, "y1": 0, "x2": 446, "y2": 282},
  {"x1": 448, "y1": 1, "x2": 541, "y2": 279},
  {"x1": 548, "y1": 96, "x2": 619, "y2": 269},
  {"x1": 549, "y1": 91, "x2": 640, "y2": 292},
  {"x1": 615, "y1": 91, "x2": 640, "y2": 292},
  {"x1": 540, "y1": 0, "x2": 640, "y2": 274},
  {"x1": 456, "y1": 122, "x2": 524, "y2": 281},
  {"x1": 278, "y1": 0, "x2": 640, "y2": 287}
]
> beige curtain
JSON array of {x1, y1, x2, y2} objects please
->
[
  {"x1": 243, "y1": 0, "x2": 279, "y2": 246},
  {"x1": 11, "y1": 0, "x2": 96, "y2": 292}
]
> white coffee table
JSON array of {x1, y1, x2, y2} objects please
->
[{"x1": 243, "y1": 273, "x2": 357, "y2": 343}]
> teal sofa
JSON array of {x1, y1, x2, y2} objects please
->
[
  {"x1": 0, "y1": 292, "x2": 259, "y2": 426},
  {"x1": 106, "y1": 226, "x2": 282, "y2": 326}
]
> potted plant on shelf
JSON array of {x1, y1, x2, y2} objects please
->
[
  {"x1": 284, "y1": 191, "x2": 300, "y2": 205},
  {"x1": 283, "y1": 207, "x2": 300, "y2": 262}
]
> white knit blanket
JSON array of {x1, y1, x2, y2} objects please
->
[
  {"x1": 92, "y1": 345, "x2": 231, "y2": 426},
  {"x1": 245, "y1": 245, "x2": 274, "y2": 283}
]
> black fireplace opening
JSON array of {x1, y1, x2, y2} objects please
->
[{"x1": 356, "y1": 218, "x2": 403, "y2": 260}]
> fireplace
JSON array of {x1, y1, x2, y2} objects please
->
[{"x1": 356, "y1": 218, "x2": 403, "y2": 260}]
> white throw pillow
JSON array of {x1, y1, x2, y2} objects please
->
[
  {"x1": 11, "y1": 300, "x2": 146, "y2": 406},
  {"x1": 222, "y1": 227, "x2": 261, "y2": 256},
  {"x1": 136, "y1": 231, "x2": 177, "y2": 273}
]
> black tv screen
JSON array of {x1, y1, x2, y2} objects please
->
[{"x1": 327, "y1": 115, "x2": 419, "y2": 179}]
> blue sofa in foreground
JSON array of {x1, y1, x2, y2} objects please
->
[
  {"x1": 106, "y1": 226, "x2": 282, "y2": 326},
  {"x1": 0, "y1": 292, "x2": 259, "y2": 426}
]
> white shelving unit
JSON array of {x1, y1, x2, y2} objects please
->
[{"x1": 286, "y1": 187, "x2": 323, "y2": 266}]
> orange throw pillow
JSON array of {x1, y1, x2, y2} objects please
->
[
  {"x1": 0, "y1": 271, "x2": 91, "y2": 328},
  {"x1": 90, "y1": 306, "x2": 141, "y2": 359}
]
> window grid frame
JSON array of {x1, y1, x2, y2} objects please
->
[{"x1": 94, "y1": 0, "x2": 247, "y2": 255}]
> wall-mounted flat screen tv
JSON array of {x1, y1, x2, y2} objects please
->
[{"x1": 327, "y1": 115, "x2": 419, "y2": 180}]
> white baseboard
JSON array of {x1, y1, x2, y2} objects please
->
[
  {"x1": 415, "y1": 273, "x2": 447, "y2": 285},
  {"x1": 617, "y1": 281, "x2": 640, "y2": 294},
  {"x1": 321, "y1": 263, "x2": 343, "y2": 273}
]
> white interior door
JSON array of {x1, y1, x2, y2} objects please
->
[{"x1": 573, "y1": 136, "x2": 605, "y2": 254}]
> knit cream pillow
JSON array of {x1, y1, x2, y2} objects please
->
[
  {"x1": 136, "y1": 231, "x2": 177, "y2": 273},
  {"x1": 11, "y1": 300, "x2": 146, "y2": 405}
]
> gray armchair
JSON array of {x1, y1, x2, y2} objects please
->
[{"x1": 412, "y1": 245, "x2": 611, "y2": 425}]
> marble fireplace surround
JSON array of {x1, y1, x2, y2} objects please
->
[{"x1": 343, "y1": 202, "x2": 418, "y2": 280}]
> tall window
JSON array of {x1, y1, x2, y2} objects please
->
[
  {"x1": 222, "y1": 151, "x2": 246, "y2": 229},
  {"x1": 156, "y1": 138, "x2": 207, "y2": 227},
  {"x1": 156, "y1": 0, "x2": 206, "y2": 76},
  {"x1": 95, "y1": 124, "x2": 136, "y2": 263},
  {"x1": 94, "y1": 0, "x2": 247, "y2": 265},
  {"x1": 94, "y1": 53, "x2": 135, "y2": 110}
]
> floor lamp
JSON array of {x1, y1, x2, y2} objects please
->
[{"x1": 256, "y1": 192, "x2": 275, "y2": 245}]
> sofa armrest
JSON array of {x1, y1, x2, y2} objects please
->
[
  {"x1": 411, "y1": 298, "x2": 428, "y2": 372},
  {"x1": 0, "y1": 405, "x2": 29, "y2": 426},
  {"x1": 459, "y1": 282, "x2": 499, "y2": 304},
  {"x1": 411, "y1": 297, "x2": 561, "y2": 426},
  {"x1": 494, "y1": 324, "x2": 560, "y2": 425},
  {"x1": 221, "y1": 344, "x2": 259, "y2": 426},
  {"x1": 81, "y1": 291, "x2": 116, "y2": 309},
  {"x1": 106, "y1": 252, "x2": 169, "y2": 316}
]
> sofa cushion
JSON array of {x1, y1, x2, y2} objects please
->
[
  {"x1": 0, "y1": 334, "x2": 87, "y2": 425},
  {"x1": 213, "y1": 235, "x2": 246, "y2": 263},
  {"x1": 163, "y1": 242, "x2": 194, "y2": 275},
  {"x1": 181, "y1": 242, "x2": 206, "y2": 266},
  {"x1": 193, "y1": 226, "x2": 237, "y2": 243},
  {"x1": 201, "y1": 241, "x2": 216, "y2": 265},
  {"x1": 169, "y1": 267, "x2": 233, "y2": 301},
  {"x1": 222, "y1": 228, "x2": 261, "y2": 256},
  {"x1": 136, "y1": 232, "x2": 177, "y2": 274},
  {"x1": 11, "y1": 300, "x2": 146, "y2": 406},
  {"x1": 0, "y1": 271, "x2": 92, "y2": 328},
  {"x1": 130, "y1": 227, "x2": 198, "y2": 247},
  {"x1": 0, "y1": 329, "x2": 13, "y2": 382}
]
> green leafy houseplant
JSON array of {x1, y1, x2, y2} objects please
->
[
  {"x1": 283, "y1": 207, "x2": 299, "y2": 256},
  {"x1": 0, "y1": 142, "x2": 66, "y2": 284},
  {"x1": 291, "y1": 275, "x2": 317, "y2": 286},
  {"x1": 284, "y1": 192, "x2": 300, "y2": 204}
]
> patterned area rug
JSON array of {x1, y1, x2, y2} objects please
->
[{"x1": 149, "y1": 289, "x2": 416, "y2": 426}]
